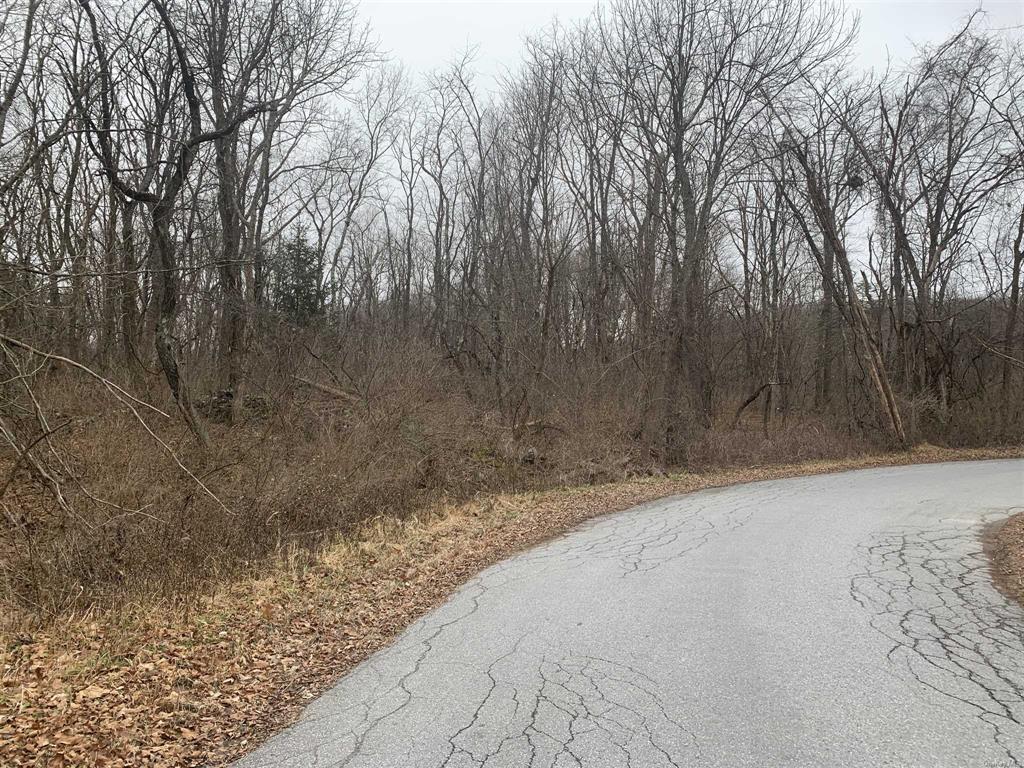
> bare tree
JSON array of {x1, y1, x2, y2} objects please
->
[{"x1": 72, "y1": 0, "x2": 277, "y2": 445}]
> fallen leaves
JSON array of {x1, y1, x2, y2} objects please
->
[
  {"x1": 77, "y1": 685, "x2": 111, "y2": 702},
  {"x1": 989, "y1": 510, "x2": 1024, "y2": 607},
  {"x1": 1, "y1": 444, "x2": 1020, "y2": 767}
]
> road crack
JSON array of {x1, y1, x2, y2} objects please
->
[{"x1": 850, "y1": 511, "x2": 1024, "y2": 766}]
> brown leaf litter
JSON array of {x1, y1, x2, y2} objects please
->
[{"x1": 2, "y1": 445, "x2": 1021, "y2": 767}]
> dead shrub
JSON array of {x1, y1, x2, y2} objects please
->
[
  {"x1": 2, "y1": 332, "x2": 1016, "y2": 620},
  {"x1": 685, "y1": 417, "x2": 871, "y2": 470}
]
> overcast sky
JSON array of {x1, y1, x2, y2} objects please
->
[{"x1": 360, "y1": 0, "x2": 1024, "y2": 88}]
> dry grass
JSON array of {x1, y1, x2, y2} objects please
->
[
  {"x1": 0, "y1": 353, "x2": 528, "y2": 612},
  {"x1": 1, "y1": 348, "x2": 887, "y2": 615},
  {"x1": 2, "y1": 443, "x2": 1020, "y2": 767}
]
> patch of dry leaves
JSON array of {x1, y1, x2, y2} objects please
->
[
  {"x1": 990, "y1": 508, "x2": 1024, "y2": 608},
  {"x1": 2, "y1": 445, "x2": 1020, "y2": 767}
]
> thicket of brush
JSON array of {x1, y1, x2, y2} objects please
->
[
  {"x1": 1, "y1": 0, "x2": 1022, "y2": 616},
  {"x1": 2, "y1": 309, "x2": 1017, "y2": 616}
]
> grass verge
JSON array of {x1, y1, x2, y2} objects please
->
[{"x1": 1, "y1": 444, "x2": 1021, "y2": 767}]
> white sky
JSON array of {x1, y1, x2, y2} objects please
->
[
  {"x1": 360, "y1": 0, "x2": 1024, "y2": 88},
  {"x1": 358, "y1": 0, "x2": 1022, "y2": 274}
]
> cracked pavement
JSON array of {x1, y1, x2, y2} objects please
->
[{"x1": 235, "y1": 459, "x2": 1024, "y2": 768}]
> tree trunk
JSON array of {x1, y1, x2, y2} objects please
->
[
  {"x1": 1001, "y1": 206, "x2": 1024, "y2": 424},
  {"x1": 151, "y1": 198, "x2": 209, "y2": 449},
  {"x1": 215, "y1": 133, "x2": 246, "y2": 423},
  {"x1": 120, "y1": 200, "x2": 139, "y2": 362},
  {"x1": 815, "y1": 238, "x2": 835, "y2": 407}
]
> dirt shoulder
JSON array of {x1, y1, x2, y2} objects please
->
[
  {"x1": 1, "y1": 445, "x2": 1020, "y2": 767},
  {"x1": 988, "y1": 512, "x2": 1024, "y2": 608}
]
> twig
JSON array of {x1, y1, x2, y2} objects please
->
[
  {"x1": 0, "y1": 419, "x2": 72, "y2": 503},
  {"x1": 0, "y1": 334, "x2": 169, "y2": 417},
  {"x1": 0, "y1": 334, "x2": 233, "y2": 517},
  {"x1": 291, "y1": 375, "x2": 360, "y2": 404},
  {"x1": 969, "y1": 332, "x2": 1024, "y2": 371}
]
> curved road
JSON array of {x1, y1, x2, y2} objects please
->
[{"x1": 237, "y1": 460, "x2": 1024, "y2": 768}]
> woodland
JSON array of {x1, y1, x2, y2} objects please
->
[{"x1": 0, "y1": 0, "x2": 1022, "y2": 613}]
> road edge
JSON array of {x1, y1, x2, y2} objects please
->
[{"x1": 2, "y1": 445, "x2": 1021, "y2": 768}]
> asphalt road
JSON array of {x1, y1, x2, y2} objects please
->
[{"x1": 236, "y1": 459, "x2": 1024, "y2": 768}]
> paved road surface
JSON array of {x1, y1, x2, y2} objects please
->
[{"x1": 237, "y1": 460, "x2": 1024, "y2": 768}]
